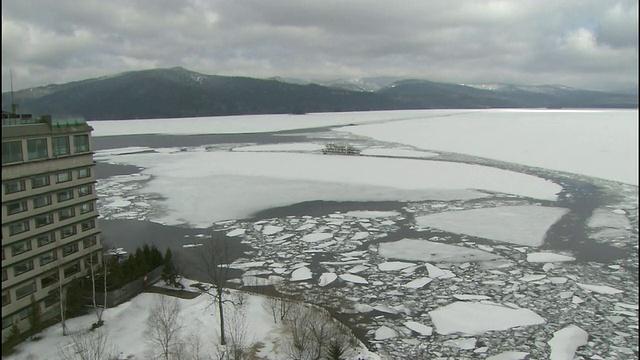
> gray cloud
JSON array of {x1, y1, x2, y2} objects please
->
[{"x1": 2, "y1": 0, "x2": 637, "y2": 92}]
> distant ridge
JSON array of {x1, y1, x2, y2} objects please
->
[{"x1": 2, "y1": 67, "x2": 636, "y2": 120}]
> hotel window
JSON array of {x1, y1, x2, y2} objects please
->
[
  {"x1": 11, "y1": 240, "x2": 32, "y2": 256},
  {"x1": 4, "y1": 179, "x2": 25, "y2": 194},
  {"x1": 2, "y1": 292, "x2": 10, "y2": 307},
  {"x1": 56, "y1": 171, "x2": 72, "y2": 183},
  {"x1": 37, "y1": 233, "x2": 55, "y2": 247},
  {"x1": 7, "y1": 201, "x2": 27, "y2": 215},
  {"x1": 2, "y1": 316, "x2": 12, "y2": 329},
  {"x1": 41, "y1": 272, "x2": 59, "y2": 288},
  {"x1": 81, "y1": 219, "x2": 95, "y2": 232},
  {"x1": 33, "y1": 194, "x2": 52, "y2": 208},
  {"x1": 2, "y1": 141, "x2": 23, "y2": 164},
  {"x1": 2, "y1": 269, "x2": 7, "y2": 282},
  {"x1": 32, "y1": 175, "x2": 50, "y2": 188},
  {"x1": 14, "y1": 259, "x2": 34, "y2": 276},
  {"x1": 35, "y1": 213, "x2": 54, "y2": 228},
  {"x1": 27, "y1": 138, "x2": 48, "y2": 160},
  {"x1": 78, "y1": 185, "x2": 92, "y2": 197},
  {"x1": 61, "y1": 224, "x2": 77, "y2": 238},
  {"x1": 80, "y1": 202, "x2": 94, "y2": 214},
  {"x1": 9, "y1": 221, "x2": 30, "y2": 236},
  {"x1": 40, "y1": 250, "x2": 57, "y2": 266},
  {"x1": 62, "y1": 242, "x2": 79, "y2": 257},
  {"x1": 84, "y1": 252, "x2": 100, "y2": 268},
  {"x1": 59, "y1": 207, "x2": 75, "y2": 220},
  {"x1": 77, "y1": 168, "x2": 91, "y2": 179},
  {"x1": 52, "y1": 136, "x2": 70, "y2": 156},
  {"x1": 83, "y1": 236, "x2": 97, "y2": 249},
  {"x1": 43, "y1": 293, "x2": 59, "y2": 308},
  {"x1": 64, "y1": 262, "x2": 80, "y2": 277},
  {"x1": 18, "y1": 307, "x2": 31, "y2": 320},
  {"x1": 15, "y1": 281, "x2": 36, "y2": 299},
  {"x1": 57, "y1": 189, "x2": 74, "y2": 202},
  {"x1": 74, "y1": 135, "x2": 89, "y2": 153}
]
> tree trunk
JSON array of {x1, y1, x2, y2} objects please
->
[
  {"x1": 218, "y1": 290, "x2": 226, "y2": 345},
  {"x1": 59, "y1": 276, "x2": 68, "y2": 336}
]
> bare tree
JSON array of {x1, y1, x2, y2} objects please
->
[
  {"x1": 145, "y1": 296, "x2": 184, "y2": 360},
  {"x1": 85, "y1": 251, "x2": 105, "y2": 328},
  {"x1": 225, "y1": 295, "x2": 251, "y2": 360},
  {"x1": 261, "y1": 291, "x2": 294, "y2": 324},
  {"x1": 281, "y1": 302, "x2": 355, "y2": 360},
  {"x1": 56, "y1": 329, "x2": 118, "y2": 360},
  {"x1": 198, "y1": 237, "x2": 233, "y2": 345},
  {"x1": 58, "y1": 272, "x2": 69, "y2": 336}
]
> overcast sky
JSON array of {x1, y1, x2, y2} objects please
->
[{"x1": 2, "y1": 0, "x2": 638, "y2": 92}]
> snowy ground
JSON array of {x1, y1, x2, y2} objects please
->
[
  {"x1": 87, "y1": 109, "x2": 638, "y2": 359},
  {"x1": 4, "y1": 278, "x2": 379, "y2": 360}
]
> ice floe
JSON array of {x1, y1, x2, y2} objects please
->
[
  {"x1": 415, "y1": 205, "x2": 569, "y2": 246},
  {"x1": 429, "y1": 301, "x2": 545, "y2": 335},
  {"x1": 374, "y1": 326, "x2": 398, "y2": 340},
  {"x1": 548, "y1": 325, "x2": 588, "y2": 360},
  {"x1": 526, "y1": 252, "x2": 576, "y2": 262},
  {"x1": 379, "y1": 238, "x2": 500, "y2": 263},
  {"x1": 290, "y1": 267, "x2": 312, "y2": 281},
  {"x1": 576, "y1": 283, "x2": 623, "y2": 294},
  {"x1": 403, "y1": 321, "x2": 433, "y2": 336},
  {"x1": 486, "y1": 351, "x2": 529, "y2": 360},
  {"x1": 318, "y1": 273, "x2": 337, "y2": 287},
  {"x1": 339, "y1": 274, "x2": 369, "y2": 284}
]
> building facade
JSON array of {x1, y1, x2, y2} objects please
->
[{"x1": 2, "y1": 112, "x2": 102, "y2": 341}]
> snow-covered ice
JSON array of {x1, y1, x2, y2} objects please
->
[
  {"x1": 548, "y1": 325, "x2": 589, "y2": 360},
  {"x1": 379, "y1": 238, "x2": 500, "y2": 263},
  {"x1": 340, "y1": 109, "x2": 638, "y2": 185},
  {"x1": 576, "y1": 283, "x2": 623, "y2": 294},
  {"x1": 374, "y1": 326, "x2": 398, "y2": 340},
  {"x1": 290, "y1": 267, "x2": 312, "y2": 281},
  {"x1": 486, "y1": 352, "x2": 530, "y2": 360},
  {"x1": 526, "y1": 252, "x2": 576, "y2": 262},
  {"x1": 415, "y1": 205, "x2": 569, "y2": 246},
  {"x1": 96, "y1": 150, "x2": 561, "y2": 226},
  {"x1": 403, "y1": 321, "x2": 433, "y2": 336},
  {"x1": 429, "y1": 301, "x2": 546, "y2": 335}
]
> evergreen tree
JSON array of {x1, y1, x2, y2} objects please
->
[
  {"x1": 150, "y1": 245, "x2": 164, "y2": 268},
  {"x1": 161, "y1": 248, "x2": 177, "y2": 286},
  {"x1": 28, "y1": 295, "x2": 42, "y2": 339}
]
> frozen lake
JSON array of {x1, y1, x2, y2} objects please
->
[{"x1": 92, "y1": 109, "x2": 638, "y2": 359}]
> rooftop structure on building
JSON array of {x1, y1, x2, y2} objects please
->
[{"x1": 2, "y1": 110, "x2": 102, "y2": 340}]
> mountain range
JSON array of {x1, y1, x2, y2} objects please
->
[{"x1": 2, "y1": 67, "x2": 637, "y2": 121}]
